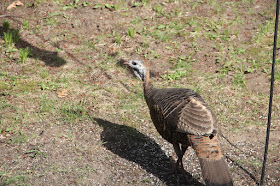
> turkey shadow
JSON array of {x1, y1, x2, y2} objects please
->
[
  {"x1": 0, "y1": 25, "x2": 66, "y2": 67},
  {"x1": 94, "y1": 118, "x2": 204, "y2": 186}
]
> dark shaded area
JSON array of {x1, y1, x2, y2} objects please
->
[
  {"x1": 94, "y1": 118, "x2": 204, "y2": 186},
  {"x1": 0, "y1": 25, "x2": 66, "y2": 67}
]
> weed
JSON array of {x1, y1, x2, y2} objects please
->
[
  {"x1": 60, "y1": 100, "x2": 89, "y2": 122},
  {"x1": 15, "y1": 80, "x2": 39, "y2": 92},
  {"x1": 274, "y1": 71, "x2": 280, "y2": 81},
  {"x1": 140, "y1": 41, "x2": 149, "y2": 48},
  {"x1": 93, "y1": 3, "x2": 119, "y2": 10},
  {"x1": 3, "y1": 31, "x2": 13, "y2": 47},
  {"x1": 115, "y1": 34, "x2": 121, "y2": 44},
  {"x1": 46, "y1": 17, "x2": 58, "y2": 26},
  {"x1": 105, "y1": 3, "x2": 119, "y2": 11},
  {"x1": 233, "y1": 73, "x2": 246, "y2": 87},
  {"x1": 3, "y1": 28, "x2": 20, "y2": 49},
  {"x1": 10, "y1": 133, "x2": 28, "y2": 144},
  {"x1": 135, "y1": 46, "x2": 142, "y2": 54},
  {"x1": 93, "y1": 3, "x2": 104, "y2": 9},
  {"x1": 133, "y1": 0, "x2": 149, "y2": 6},
  {"x1": 82, "y1": 1, "x2": 88, "y2": 7},
  {"x1": 40, "y1": 81, "x2": 59, "y2": 91},
  {"x1": 62, "y1": 0, "x2": 79, "y2": 10},
  {"x1": 127, "y1": 28, "x2": 136, "y2": 38},
  {"x1": 40, "y1": 95, "x2": 56, "y2": 113},
  {"x1": 22, "y1": 20, "x2": 29, "y2": 30},
  {"x1": 25, "y1": 148, "x2": 47, "y2": 158},
  {"x1": 153, "y1": 4, "x2": 164, "y2": 15},
  {"x1": 3, "y1": 20, "x2": 11, "y2": 33},
  {"x1": 19, "y1": 47, "x2": 31, "y2": 63},
  {"x1": 0, "y1": 80, "x2": 10, "y2": 91},
  {"x1": 12, "y1": 29, "x2": 20, "y2": 43},
  {"x1": 161, "y1": 70, "x2": 188, "y2": 81},
  {"x1": 0, "y1": 174, "x2": 27, "y2": 185},
  {"x1": 40, "y1": 69, "x2": 49, "y2": 79}
]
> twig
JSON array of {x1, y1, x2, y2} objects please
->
[{"x1": 0, "y1": 15, "x2": 23, "y2": 18}]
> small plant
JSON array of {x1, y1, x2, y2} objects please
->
[
  {"x1": 82, "y1": 1, "x2": 88, "y2": 7},
  {"x1": 23, "y1": 20, "x2": 29, "y2": 30},
  {"x1": 3, "y1": 31, "x2": 13, "y2": 47},
  {"x1": 115, "y1": 34, "x2": 121, "y2": 44},
  {"x1": 25, "y1": 148, "x2": 47, "y2": 158},
  {"x1": 105, "y1": 3, "x2": 119, "y2": 11},
  {"x1": 161, "y1": 70, "x2": 187, "y2": 81},
  {"x1": 3, "y1": 28, "x2": 20, "y2": 47},
  {"x1": 153, "y1": 4, "x2": 164, "y2": 14},
  {"x1": 12, "y1": 29, "x2": 20, "y2": 43},
  {"x1": 233, "y1": 73, "x2": 246, "y2": 87},
  {"x1": 19, "y1": 47, "x2": 31, "y2": 63},
  {"x1": 275, "y1": 71, "x2": 280, "y2": 81},
  {"x1": 133, "y1": 0, "x2": 149, "y2": 6},
  {"x1": 128, "y1": 28, "x2": 136, "y2": 38},
  {"x1": 3, "y1": 20, "x2": 11, "y2": 32},
  {"x1": 62, "y1": 0, "x2": 79, "y2": 10}
]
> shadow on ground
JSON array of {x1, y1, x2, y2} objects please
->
[
  {"x1": 94, "y1": 118, "x2": 204, "y2": 186},
  {"x1": 0, "y1": 26, "x2": 66, "y2": 67}
]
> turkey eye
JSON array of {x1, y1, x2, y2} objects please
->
[{"x1": 132, "y1": 62, "x2": 137, "y2": 65}]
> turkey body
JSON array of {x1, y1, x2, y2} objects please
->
[
  {"x1": 145, "y1": 87, "x2": 218, "y2": 140},
  {"x1": 144, "y1": 87, "x2": 233, "y2": 186}
]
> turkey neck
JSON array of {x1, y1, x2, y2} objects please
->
[{"x1": 143, "y1": 66, "x2": 155, "y2": 98}]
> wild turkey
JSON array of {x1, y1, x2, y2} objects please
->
[{"x1": 125, "y1": 59, "x2": 233, "y2": 186}]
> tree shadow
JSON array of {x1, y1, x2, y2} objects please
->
[
  {"x1": 0, "y1": 25, "x2": 66, "y2": 67},
  {"x1": 94, "y1": 118, "x2": 204, "y2": 186}
]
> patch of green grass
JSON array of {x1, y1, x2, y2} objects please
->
[
  {"x1": 127, "y1": 28, "x2": 136, "y2": 38},
  {"x1": 10, "y1": 133, "x2": 28, "y2": 144},
  {"x1": 62, "y1": 0, "x2": 79, "y2": 10},
  {"x1": 115, "y1": 33, "x2": 121, "y2": 44},
  {"x1": 161, "y1": 56, "x2": 192, "y2": 81},
  {"x1": 11, "y1": 79, "x2": 40, "y2": 93},
  {"x1": 233, "y1": 72, "x2": 246, "y2": 87},
  {"x1": 3, "y1": 20, "x2": 11, "y2": 31},
  {"x1": 274, "y1": 71, "x2": 280, "y2": 81},
  {"x1": 60, "y1": 100, "x2": 89, "y2": 122},
  {"x1": 40, "y1": 69, "x2": 50, "y2": 79},
  {"x1": 22, "y1": 20, "x2": 29, "y2": 30},
  {"x1": 19, "y1": 47, "x2": 31, "y2": 63},
  {"x1": 254, "y1": 20, "x2": 274, "y2": 44},
  {"x1": 40, "y1": 95, "x2": 57, "y2": 113},
  {"x1": 153, "y1": 4, "x2": 164, "y2": 15},
  {"x1": 25, "y1": 147, "x2": 47, "y2": 158},
  {"x1": 93, "y1": 3, "x2": 120, "y2": 10},
  {"x1": 161, "y1": 70, "x2": 188, "y2": 81},
  {"x1": 0, "y1": 173, "x2": 28, "y2": 185},
  {"x1": 46, "y1": 17, "x2": 58, "y2": 26},
  {"x1": 0, "y1": 100, "x2": 18, "y2": 112},
  {"x1": 132, "y1": 0, "x2": 150, "y2": 7},
  {"x1": 3, "y1": 31, "x2": 13, "y2": 47},
  {"x1": 0, "y1": 79, "x2": 10, "y2": 91},
  {"x1": 105, "y1": 3, "x2": 119, "y2": 10}
]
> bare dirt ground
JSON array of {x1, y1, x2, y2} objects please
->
[{"x1": 0, "y1": 0, "x2": 280, "y2": 185}]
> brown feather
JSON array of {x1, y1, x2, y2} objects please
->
[{"x1": 189, "y1": 135, "x2": 233, "y2": 185}]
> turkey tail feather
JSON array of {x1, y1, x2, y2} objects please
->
[{"x1": 189, "y1": 135, "x2": 233, "y2": 186}]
